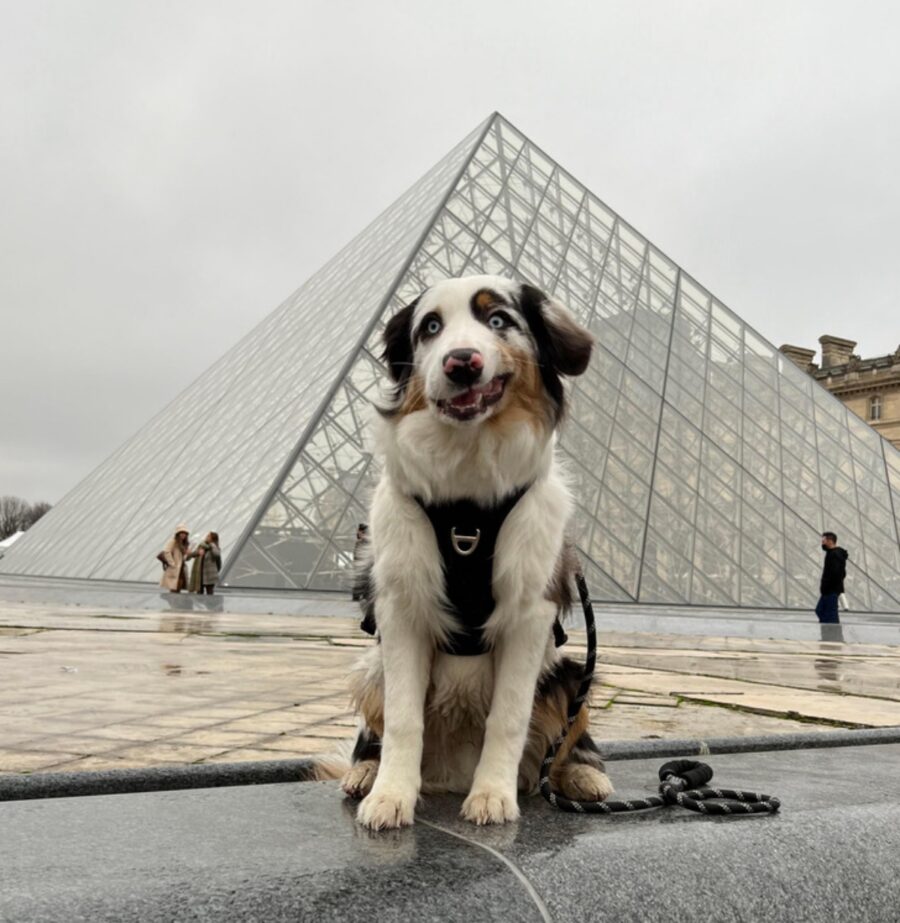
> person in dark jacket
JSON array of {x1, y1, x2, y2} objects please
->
[
  {"x1": 188, "y1": 531, "x2": 222, "y2": 595},
  {"x1": 351, "y1": 524, "x2": 369, "y2": 602},
  {"x1": 816, "y1": 531, "x2": 848, "y2": 625}
]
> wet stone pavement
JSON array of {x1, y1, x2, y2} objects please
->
[
  {"x1": 1, "y1": 595, "x2": 900, "y2": 775},
  {"x1": 5, "y1": 743, "x2": 900, "y2": 921}
]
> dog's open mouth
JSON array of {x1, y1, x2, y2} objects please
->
[{"x1": 436, "y1": 374, "x2": 510, "y2": 421}]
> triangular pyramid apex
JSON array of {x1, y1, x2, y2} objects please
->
[
  {"x1": 7, "y1": 110, "x2": 900, "y2": 615},
  {"x1": 217, "y1": 119, "x2": 500, "y2": 582}
]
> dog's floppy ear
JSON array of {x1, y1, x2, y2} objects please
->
[
  {"x1": 519, "y1": 283, "x2": 593, "y2": 377},
  {"x1": 381, "y1": 298, "x2": 419, "y2": 384},
  {"x1": 518, "y1": 283, "x2": 593, "y2": 421}
]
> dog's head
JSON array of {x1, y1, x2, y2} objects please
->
[{"x1": 380, "y1": 275, "x2": 593, "y2": 427}]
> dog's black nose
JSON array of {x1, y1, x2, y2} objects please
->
[{"x1": 443, "y1": 349, "x2": 484, "y2": 386}]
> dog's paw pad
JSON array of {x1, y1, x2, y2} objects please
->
[
  {"x1": 341, "y1": 760, "x2": 379, "y2": 800},
  {"x1": 559, "y1": 765, "x2": 614, "y2": 802},
  {"x1": 461, "y1": 788, "x2": 520, "y2": 826},
  {"x1": 357, "y1": 788, "x2": 416, "y2": 830}
]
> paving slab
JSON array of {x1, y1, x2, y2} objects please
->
[
  {"x1": 600, "y1": 663, "x2": 900, "y2": 726},
  {"x1": 2, "y1": 742, "x2": 899, "y2": 921},
  {"x1": 2, "y1": 595, "x2": 899, "y2": 775}
]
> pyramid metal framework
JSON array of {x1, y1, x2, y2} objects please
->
[{"x1": 4, "y1": 113, "x2": 900, "y2": 612}]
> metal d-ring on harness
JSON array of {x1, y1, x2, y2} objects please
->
[{"x1": 539, "y1": 571, "x2": 782, "y2": 816}]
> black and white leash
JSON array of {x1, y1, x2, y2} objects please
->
[{"x1": 538, "y1": 571, "x2": 781, "y2": 816}]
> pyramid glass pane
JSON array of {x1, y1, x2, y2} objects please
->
[
  {"x1": 0, "y1": 117, "x2": 490, "y2": 582},
  {"x1": 5, "y1": 114, "x2": 900, "y2": 615}
]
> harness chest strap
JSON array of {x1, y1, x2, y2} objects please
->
[{"x1": 361, "y1": 485, "x2": 567, "y2": 655}]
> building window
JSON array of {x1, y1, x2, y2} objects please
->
[{"x1": 869, "y1": 395, "x2": 883, "y2": 421}]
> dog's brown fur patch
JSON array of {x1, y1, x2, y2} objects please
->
[
  {"x1": 351, "y1": 671, "x2": 385, "y2": 738},
  {"x1": 472, "y1": 288, "x2": 502, "y2": 316},
  {"x1": 487, "y1": 343, "x2": 553, "y2": 437},
  {"x1": 545, "y1": 542, "x2": 578, "y2": 613},
  {"x1": 519, "y1": 687, "x2": 591, "y2": 791},
  {"x1": 396, "y1": 372, "x2": 428, "y2": 417}
]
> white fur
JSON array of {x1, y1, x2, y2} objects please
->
[{"x1": 356, "y1": 276, "x2": 587, "y2": 830}]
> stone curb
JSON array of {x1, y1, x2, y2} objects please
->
[
  {"x1": 599, "y1": 725, "x2": 900, "y2": 760},
  {"x1": 0, "y1": 758, "x2": 318, "y2": 802},
  {"x1": 3, "y1": 727, "x2": 900, "y2": 803}
]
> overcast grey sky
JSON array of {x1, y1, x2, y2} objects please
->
[{"x1": 2, "y1": 0, "x2": 899, "y2": 503}]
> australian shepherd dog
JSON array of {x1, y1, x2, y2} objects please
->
[{"x1": 341, "y1": 275, "x2": 613, "y2": 829}]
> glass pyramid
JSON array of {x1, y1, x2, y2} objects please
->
[{"x1": 4, "y1": 113, "x2": 900, "y2": 613}]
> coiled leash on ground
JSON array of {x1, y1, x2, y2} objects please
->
[{"x1": 539, "y1": 571, "x2": 781, "y2": 816}]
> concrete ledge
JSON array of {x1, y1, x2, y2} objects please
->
[
  {"x1": 601, "y1": 725, "x2": 900, "y2": 760},
  {"x1": 4, "y1": 727, "x2": 900, "y2": 803},
  {"x1": 0, "y1": 758, "x2": 318, "y2": 802}
]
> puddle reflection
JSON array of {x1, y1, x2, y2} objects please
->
[
  {"x1": 159, "y1": 592, "x2": 224, "y2": 614},
  {"x1": 158, "y1": 613, "x2": 220, "y2": 635},
  {"x1": 818, "y1": 623, "x2": 845, "y2": 644},
  {"x1": 813, "y1": 657, "x2": 843, "y2": 690}
]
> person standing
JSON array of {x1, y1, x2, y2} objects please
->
[
  {"x1": 351, "y1": 523, "x2": 369, "y2": 601},
  {"x1": 159, "y1": 525, "x2": 190, "y2": 593},
  {"x1": 816, "y1": 531, "x2": 848, "y2": 625},
  {"x1": 188, "y1": 531, "x2": 222, "y2": 595}
]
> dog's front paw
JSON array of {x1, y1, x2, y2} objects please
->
[
  {"x1": 558, "y1": 764, "x2": 614, "y2": 802},
  {"x1": 341, "y1": 760, "x2": 379, "y2": 800},
  {"x1": 461, "y1": 787, "x2": 520, "y2": 826},
  {"x1": 357, "y1": 786, "x2": 417, "y2": 830}
]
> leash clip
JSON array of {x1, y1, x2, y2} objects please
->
[{"x1": 661, "y1": 774, "x2": 687, "y2": 792}]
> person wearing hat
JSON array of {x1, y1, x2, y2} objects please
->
[{"x1": 158, "y1": 525, "x2": 190, "y2": 592}]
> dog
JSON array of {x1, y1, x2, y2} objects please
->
[{"x1": 341, "y1": 275, "x2": 613, "y2": 829}]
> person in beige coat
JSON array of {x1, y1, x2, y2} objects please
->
[{"x1": 159, "y1": 525, "x2": 190, "y2": 592}]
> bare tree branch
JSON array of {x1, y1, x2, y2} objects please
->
[
  {"x1": 24, "y1": 501, "x2": 52, "y2": 529},
  {"x1": 0, "y1": 496, "x2": 53, "y2": 539},
  {"x1": 0, "y1": 496, "x2": 29, "y2": 540}
]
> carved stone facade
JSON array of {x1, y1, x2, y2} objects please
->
[{"x1": 780, "y1": 337, "x2": 900, "y2": 450}]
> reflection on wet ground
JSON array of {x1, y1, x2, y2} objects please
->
[
  {"x1": 595, "y1": 632, "x2": 900, "y2": 702},
  {"x1": 158, "y1": 613, "x2": 220, "y2": 635},
  {"x1": 0, "y1": 592, "x2": 898, "y2": 775},
  {"x1": 160, "y1": 592, "x2": 225, "y2": 614},
  {"x1": 813, "y1": 656, "x2": 842, "y2": 688},
  {"x1": 819, "y1": 623, "x2": 845, "y2": 644}
]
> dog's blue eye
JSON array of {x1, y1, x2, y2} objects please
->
[
  {"x1": 488, "y1": 314, "x2": 508, "y2": 330},
  {"x1": 425, "y1": 317, "x2": 442, "y2": 335}
]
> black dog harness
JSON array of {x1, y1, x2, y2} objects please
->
[
  {"x1": 361, "y1": 485, "x2": 567, "y2": 656},
  {"x1": 357, "y1": 514, "x2": 781, "y2": 815}
]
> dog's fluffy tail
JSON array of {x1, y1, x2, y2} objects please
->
[
  {"x1": 307, "y1": 739, "x2": 353, "y2": 781},
  {"x1": 311, "y1": 756, "x2": 350, "y2": 781}
]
